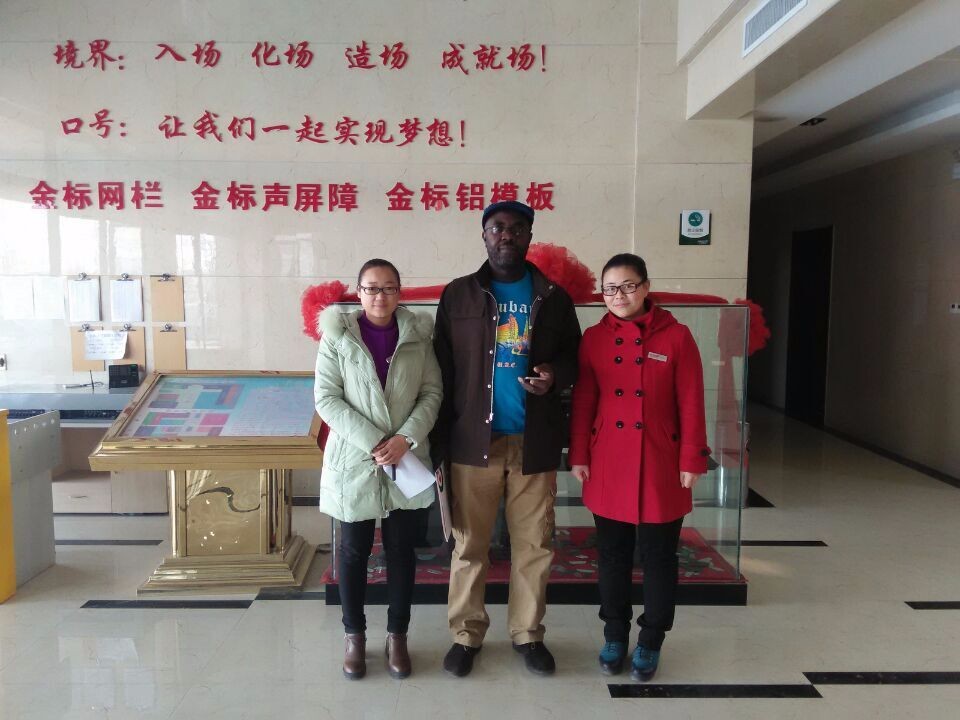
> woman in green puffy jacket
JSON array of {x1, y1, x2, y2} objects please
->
[{"x1": 314, "y1": 259, "x2": 442, "y2": 681}]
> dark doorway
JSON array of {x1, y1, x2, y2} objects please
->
[{"x1": 785, "y1": 227, "x2": 833, "y2": 425}]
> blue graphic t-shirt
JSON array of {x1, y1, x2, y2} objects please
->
[{"x1": 490, "y1": 271, "x2": 533, "y2": 434}]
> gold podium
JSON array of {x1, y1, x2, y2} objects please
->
[{"x1": 90, "y1": 371, "x2": 323, "y2": 594}]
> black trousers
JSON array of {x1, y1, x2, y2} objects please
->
[
  {"x1": 338, "y1": 509, "x2": 419, "y2": 635},
  {"x1": 593, "y1": 513, "x2": 684, "y2": 650}
]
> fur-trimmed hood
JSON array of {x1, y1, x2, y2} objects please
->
[{"x1": 318, "y1": 305, "x2": 434, "y2": 344}]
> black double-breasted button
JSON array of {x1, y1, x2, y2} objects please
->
[
  {"x1": 614, "y1": 356, "x2": 623, "y2": 364},
  {"x1": 615, "y1": 338, "x2": 624, "y2": 345},
  {"x1": 635, "y1": 338, "x2": 642, "y2": 345},
  {"x1": 634, "y1": 422, "x2": 643, "y2": 430},
  {"x1": 615, "y1": 420, "x2": 624, "y2": 429},
  {"x1": 635, "y1": 389, "x2": 644, "y2": 397},
  {"x1": 615, "y1": 389, "x2": 624, "y2": 397},
  {"x1": 635, "y1": 356, "x2": 643, "y2": 364}
]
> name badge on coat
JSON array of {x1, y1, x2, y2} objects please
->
[{"x1": 648, "y1": 352, "x2": 668, "y2": 362}]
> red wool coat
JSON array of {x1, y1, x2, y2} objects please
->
[{"x1": 568, "y1": 306, "x2": 710, "y2": 524}]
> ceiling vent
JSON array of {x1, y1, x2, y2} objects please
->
[{"x1": 743, "y1": 0, "x2": 807, "y2": 57}]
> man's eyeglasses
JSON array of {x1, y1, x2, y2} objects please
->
[
  {"x1": 358, "y1": 285, "x2": 400, "y2": 296},
  {"x1": 483, "y1": 224, "x2": 530, "y2": 238},
  {"x1": 600, "y1": 281, "x2": 646, "y2": 297}
]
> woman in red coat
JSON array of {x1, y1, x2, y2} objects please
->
[{"x1": 569, "y1": 253, "x2": 710, "y2": 681}]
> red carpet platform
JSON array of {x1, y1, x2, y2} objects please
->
[{"x1": 322, "y1": 526, "x2": 747, "y2": 606}]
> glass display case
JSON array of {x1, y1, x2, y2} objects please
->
[
  {"x1": 90, "y1": 371, "x2": 323, "y2": 594},
  {"x1": 324, "y1": 303, "x2": 748, "y2": 605}
]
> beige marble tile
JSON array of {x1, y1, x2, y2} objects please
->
[
  {"x1": 635, "y1": 44, "x2": 753, "y2": 164},
  {"x1": 0, "y1": 0, "x2": 643, "y2": 45},
  {"x1": 640, "y1": 0, "x2": 678, "y2": 44}
]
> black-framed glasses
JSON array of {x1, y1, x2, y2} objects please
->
[
  {"x1": 483, "y1": 223, "x2": 530, "y2": 238},
  {"x1": 358, "y1": 285, "x2": 400, "y2": 296},
  {"x1": 600, "y1": 281, "x2": 645, "y2": 296}
]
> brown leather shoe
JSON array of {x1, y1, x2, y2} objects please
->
[
  {"x1": 343, "y1": 633, "x2": 366, "y2": 679},
  {"x1": 385, "y1": 632, "x2": 411, "y2": 679}
]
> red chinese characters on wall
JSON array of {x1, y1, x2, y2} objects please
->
[
  {"x1": 251, "y1": 41, "x2": 314, "y2": 68},
  {"x1": 119, "y1": 113, "x2": 467, "y2": 147},
  {"x1": 388, "y1": 182, "x2": 554, "y2": 212},
  {"x1": 29, "y1": 181, "x2": 164, "y2": 210},
  {"x1": 45, "y1": 37, "x2": 555, "y2": 218},
  {"x1": 54, "y1": 39, "x2": 124, "y2": 71},
  {"x1": 54, "y1": 40, "x2": 547, "y2": 73},
  {"x1": 154, "y1": 42, "x2": 222, "y2": 67},
  {"x1": 59, "y1": 109, "x2": 127, "y2": 138},
  {"x1": 28, "y1": 180, "x2": 555, "y2": 214}
]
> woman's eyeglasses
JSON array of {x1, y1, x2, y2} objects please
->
[
  {"x1": 358, "y1": 285, "x2": 400, "y2": 296},
  {"x1": 600, "y1": 281, "x2": 645, "y2": 296}
]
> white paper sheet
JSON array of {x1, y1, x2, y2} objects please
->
[
  {"x1": 389, "y1": 451, "x2": 436, "y2": 500},
  {"x1": 68, "y1": 278, "x2": 101, "y2": 322},
  {"x1": 110, "y1": 277, "x2": 143, "y2": 322},
  {"x1": 84, "y1": 330, "x2": 127, "y2": 360},
  {"x1": 33, "y1": 276, "x2": 66, "y2": 320}
]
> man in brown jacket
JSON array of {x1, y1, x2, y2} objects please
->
[{"x1": 431, "y1": 200, "x2": 581, "y2": 677}]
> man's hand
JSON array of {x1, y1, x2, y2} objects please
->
[
  {"x1": 518, "y1": 363, "x2": 554, "y2": 395},
  {"x1": 571, "y1": 464, "x2": 590, "y2": 483},
  {"x1": 372, "y1": 435, "x2": 410, "y2": 466}
]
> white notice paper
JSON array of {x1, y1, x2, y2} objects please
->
[
  {"x1": 68, "y1": 279, "x2": 101, "y2": 322},
  {"x1": 389, "y1": 452, "x2": 436, "y2": 500},
  {"x1": 110, "y1": 277, "x2": 143, "y2": 322},
  {"x1": 84, "y1": 330, "x2": 127, "y2": 360}
]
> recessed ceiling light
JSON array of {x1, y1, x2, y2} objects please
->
[{"x1": 800, "y1": 117, "x2": 827, "y2": 127}]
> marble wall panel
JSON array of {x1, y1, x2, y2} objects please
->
[{"x1": 0, "y1": 1, "x2": 754, "y2": 385}]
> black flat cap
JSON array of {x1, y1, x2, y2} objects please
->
[{"x1": 481, "y1": 200, "x2": 534, "y2": 228}]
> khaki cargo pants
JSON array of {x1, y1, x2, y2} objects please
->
[{"x1": 447, "y1": 434, "x2": 556, "y2": 647}]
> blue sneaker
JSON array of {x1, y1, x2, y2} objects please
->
[
  {"x1": 598, "y1": 641, "x2": 627, "y2": 675},
  {"x1": 630, "y1": 643, "x2": 660, "y2": 681}
]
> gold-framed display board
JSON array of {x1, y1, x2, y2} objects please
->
[{"x1": 90, "y1": 371, "x2": 323, "y2": 594}]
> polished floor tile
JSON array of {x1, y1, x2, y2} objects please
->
[
  {"x1": 1, "y1": 405, "x2": 959, "y2": 718},
  {"x1": 0, "y1": 681, "x2": 190, "y2": 720}
]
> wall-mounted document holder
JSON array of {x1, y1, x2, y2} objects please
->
[
  {"x1": 67, "y1": 273, "x2": 101, "y2": 323},
  {"x1": 69, "y1": 323, "x2": 105, "y2": 372},
  {"x1": 111, "y1": 324, "x2": 146, "y2": 370},
  {"x1": 110, "y1": 274, "x2": 143, "y2": 323},
  {"x1": 150, "y1": 274, "x2": 184, "y2": 323},
  {"x1": 152, "y1": 324, "x2": 186, "y2": 370}
]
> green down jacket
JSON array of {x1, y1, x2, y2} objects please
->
[{"x1": 313, "y1": 306, "x2": 442, "y2": 522}]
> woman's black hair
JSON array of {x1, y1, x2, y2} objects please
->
[
  {"x1": 357, "y1": 258, "x2": 401, "y2": 286},
  {"x1": 601, "y1": 253, "x2": 648, "y2": 283}
]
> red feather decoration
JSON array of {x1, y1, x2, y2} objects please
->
[
  {"x1": 735, "y1": 298, "x2": 771, "y2": 355},
  {"x1": 300, "y1": 281, "x2": 348, "y2": 341},
  {"x1": 526, "y1": 243, "x2": 597, "y2": 302}
]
